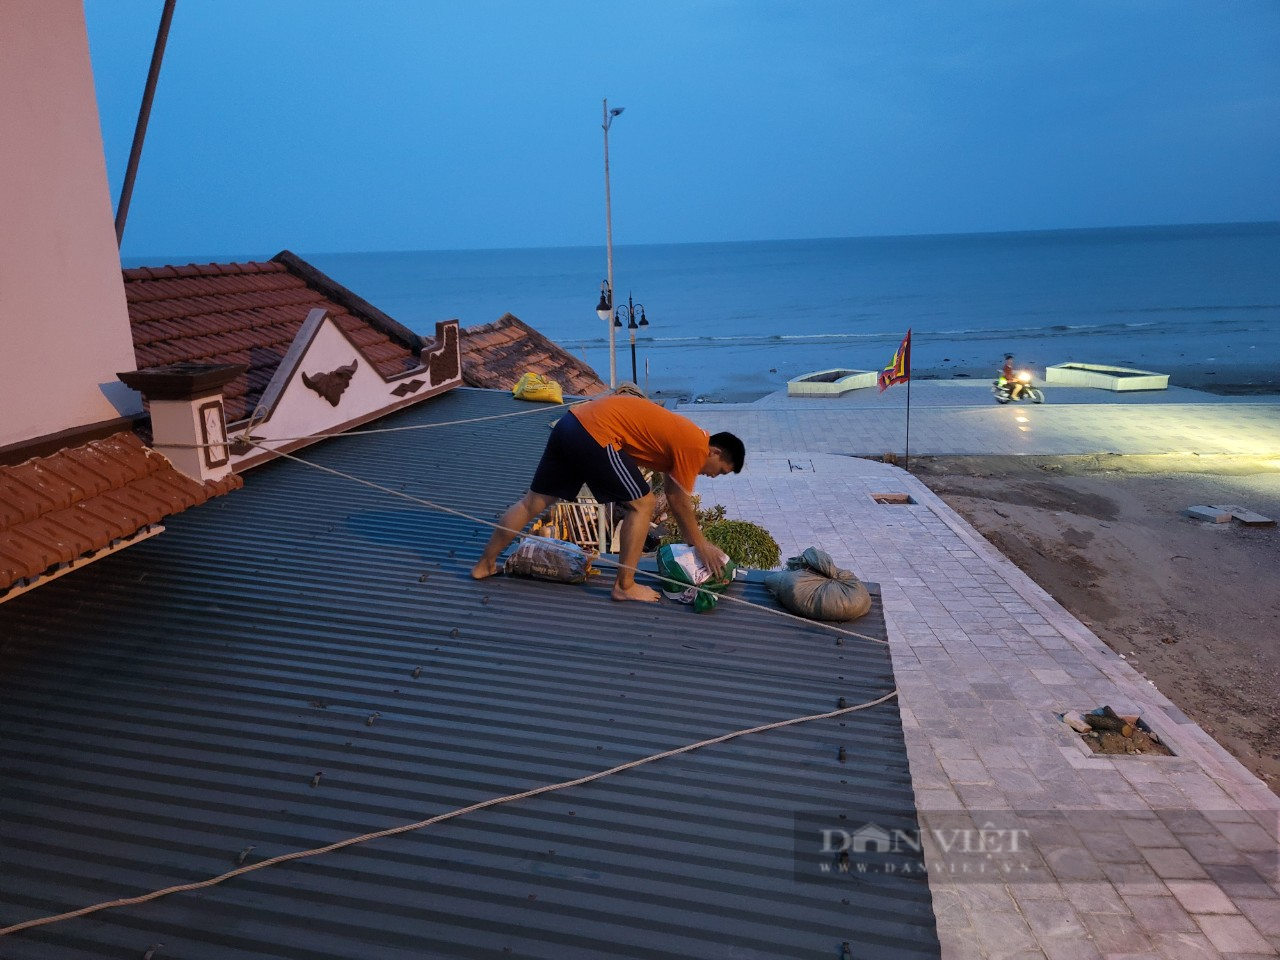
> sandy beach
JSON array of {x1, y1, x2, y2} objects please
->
[{"x1": 913, "y1": 452, "x2": 1280, "y2": 792}]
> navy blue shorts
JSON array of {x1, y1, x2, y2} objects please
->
[{"x1": 530, "y1": 412, "x2": 650, "y2": 504}]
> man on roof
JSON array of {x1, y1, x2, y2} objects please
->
[{"x1": 471, "y1": 394, "x2": 745, "y2": 602}]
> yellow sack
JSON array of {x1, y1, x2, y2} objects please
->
[{"x1": 512, "y1": 372, "x2": 564, "y2": 404}]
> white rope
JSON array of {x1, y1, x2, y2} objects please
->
[
  {"x1": 143, "y1": 399, "x2": 581, "y2": 450},
  {"x1": 0, "y1": 689, "x2": 897, "y2": 937},
  {"x1": 251, "y1": 445, "x2": 890, "y2": 647}
]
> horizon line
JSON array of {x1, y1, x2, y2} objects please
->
[{"x1": 120, "y1": 219, "x2": 1280, "y2": 266}]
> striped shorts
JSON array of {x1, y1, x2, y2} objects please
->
[{"x1": 529, "y1": 412, "x2": 649, "y2": 504}]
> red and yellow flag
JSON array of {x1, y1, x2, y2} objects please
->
[{"x1": 877, "y1": 329, "x2": 912, "y2": 392}]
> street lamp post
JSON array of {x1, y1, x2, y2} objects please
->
[
  {"x1": 595, "y1": 287, "x2": 649, "y2": 387},
  {"x1": 600, "y1": 99, "x2": 624, "y2": 388},
  {"x1": 616, "y1": 293, "x2": 648, "y2": 385}
]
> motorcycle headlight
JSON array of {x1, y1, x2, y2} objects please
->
[{"x1": 1017, "y1": 372, "x2": 1031, "y2": 382}]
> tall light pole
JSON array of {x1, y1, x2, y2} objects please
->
[{"x1": 600, "y1": 99, "x2": 624, "y2": 388}]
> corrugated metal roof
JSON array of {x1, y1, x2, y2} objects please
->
[{"x1": 0, "y1": 388, "x2": 938, "y2": 960}]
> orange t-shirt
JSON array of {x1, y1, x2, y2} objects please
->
[{"x1": 570, "y1": 395, "x2": 710, "y2": 494}]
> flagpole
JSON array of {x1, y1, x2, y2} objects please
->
[
  {"x1": 904, "y1": 372, "x2": 912, "y2": 471},
  {"x1": 877, "y1": 328, "x2": 912, "y2": 469}
]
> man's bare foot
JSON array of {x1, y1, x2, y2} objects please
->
[
  {"x1": 612, "y1": 582, "x2": 661, "y2": 603},
  {"x1": 471, "y1": 559, "x2": 499, "y2": 580}
]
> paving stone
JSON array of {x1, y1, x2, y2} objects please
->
[
  {"x1": 1194, "y1": 914, "x2": 1274, "y2": 953},
  {"x1": 1059, "y1": 880, "x2": 1133, "y2": 915},
  {"x1": 1160, "y1": 808, "x2": 1232, "y2": 836},
  {"x1": 1165, "y1": 879, "x2": 1240, "y2": 914},
  {"x1": 1079, "y1": 830, "x2": 1144, "y2": 864},
  {"x1": 1217, "y1": 820, "x2": 1280, "y2": 855},
  {"x1": 1037, "y1": 938, "x2": 1103, "y2": 960},
  {"x1": 972, "y1": 910, "x2": 1041, "y2": 955},
  {"x1": 933, "y1": 737, "x2": 982, "y2": 761},
  {"x1": 1205, "y1": 862, "x2": 1275, "y2": 898},
  {"x1": 1143, "y1": 847, "x2": 1212, "y2": 881},
  {"x1": 1042, "y1": 842, "x2": 1108, "y2": 882},
  {"x1": 1011, "y1": 880, "x2": 1067, "y2": 902},
  {"x1": 1102, "y1": 862, "x2": 1169, "y2": 897},
  {"x1": 1146, "y1": 930, "x2": 1227, "y2": 959},
  {"x1": 1019, "y1": 898, "x2": 1089, "y2": 939},
  {"x1": 936, "y1": 933, "x2": 985, "y2": 960},
  {"x1": 915, "y1": 788, "x2": 966, "y2": 811},
  {"x1": 953, "y1": 880, "x2": 1023, "y2": 915},
  {"x1": 954, "y1": 782, "x2": 1014, "y2": 811},
  {"x1": 1079, "y1": 911, "x2": 1152, "y2": 954},
  {"x1": 1121, "y1": 894, "x2": 1200, "y2": 934},
  {"x1": 1121, "y1": 818, "x2": 1182, "y2": 848},
  {"x1": 939, "y1": 757, "x2": 994, "y2": 784},
  {"x1": 1180, "y1": 831, "x2": 1249, "y2": 866},
  {"x1": 1236, "y1": 897, "x2": 1280, "y2": 935}
]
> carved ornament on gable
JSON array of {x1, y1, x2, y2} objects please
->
[{"x1": 302, "y1": 360, "x2": 358, "y2": 407}]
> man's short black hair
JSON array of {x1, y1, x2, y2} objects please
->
[{"x1": 709, "y1": 431, "x2": 745, "y2": 473}]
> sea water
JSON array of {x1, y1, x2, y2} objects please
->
[{"x1": 147, "y1": 222, "x2": 1280, "y2": 399}]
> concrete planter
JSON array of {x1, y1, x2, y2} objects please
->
[
  {"x1": 787, "y1": 368, "x2": 878, "y2": 397},
  {"x1": 1044, "y1": 362, "x2": 1169, "y2": 392}
]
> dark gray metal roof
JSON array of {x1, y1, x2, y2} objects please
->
[{"x1": 0, "y1": 387, "x2": 939, "y2": 960}]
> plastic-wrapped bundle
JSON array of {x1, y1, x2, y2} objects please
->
[
  {"x1": 504, "y1": 537, "x2": 593, "y2": 584},
  {"x1": 512, "y1": 372, "x2": 564, "y2": 404},
  {"x1": 764, "y1": 547, "x2": 871, "y2": 622},
  {"x1": 656, "y1": 543, "x2": 738, "y2": 613}
]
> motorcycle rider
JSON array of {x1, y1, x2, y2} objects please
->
[{"x1": 1001, "y1": 354, "x2": 1025, "y2": 401}]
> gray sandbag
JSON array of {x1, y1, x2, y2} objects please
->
[{"x1": 764, "y1": 547, "x2": 871, "y2": 622}]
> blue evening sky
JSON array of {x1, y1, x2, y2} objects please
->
[{"x1": 85, "y1": 0, "x2": 1280, "y2": 258}]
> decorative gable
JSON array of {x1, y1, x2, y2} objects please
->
[
  {"x1": 123, "y1": 252, "x2": 463, "y2": 471},
  {"x1": 229, "y1": 309, "x2": 461, "y2": 469}
]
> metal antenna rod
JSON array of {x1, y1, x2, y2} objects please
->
[{"x1": 114, "y1": 0, "x2": 177, "y2": 247}]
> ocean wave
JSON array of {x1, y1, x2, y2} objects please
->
[{"x1": 570, "y1": 316, "x2": 1247, "y2": 349}]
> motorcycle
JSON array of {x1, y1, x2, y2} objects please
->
[{"x1": 992, "y1": 371, "x2": 1044, "y2": 404}]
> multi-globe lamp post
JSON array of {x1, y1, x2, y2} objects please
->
[{"x1": 596, "y1": 288, "x2": 648, "y2": 386}]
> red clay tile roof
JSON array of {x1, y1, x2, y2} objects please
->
[
  {"x1": 123, "y1": 252, "x2": 423, "y2": 423},
  {"x1": 460, "y1": 313, "x2": 608, "y2": 398},
  {"x1": 0, "y1": 432, "x2": 242, "y2": 592}
]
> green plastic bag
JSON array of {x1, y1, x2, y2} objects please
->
[{"x1": 656, "y1": 543, "x2": 738, "y2": 613}]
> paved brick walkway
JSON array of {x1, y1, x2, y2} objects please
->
[
  {"x1": 685, "y1": 388, "x2": 1280, "y2": 959},
  {"x1": 678, "y1": 382, "x2": 1280, "y2": 457}
]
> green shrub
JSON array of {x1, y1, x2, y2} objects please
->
[
  {"x1": 702, "y1": 519, "x2": 781, "y2": 570},
  {"x1": 656, "y1": 491, "x2": 780, "y2": 569},
  {"x1": 693, "y1": 497, "x2": 726, "y2": 527}
]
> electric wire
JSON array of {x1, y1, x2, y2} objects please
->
[{"x1": 246, "y1": 443, "x2": 890, "y2": 647}]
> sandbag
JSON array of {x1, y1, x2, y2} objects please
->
[
  {"x1": 512, "y1": 372, "x2": 564, "y2": 404},
  {"x1": 764, "y1": 547, "x2": 870, "y2": 621},
  {"x1": 656, "y1": 543, "x2": 737, "y2": 613},
  {"x1": 504, "y1": 536, "x2": 593, "y2": 583}
]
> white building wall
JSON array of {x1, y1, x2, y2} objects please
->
[{"x1": 0, "y1": 0, "x2": 142, "y2": 450}]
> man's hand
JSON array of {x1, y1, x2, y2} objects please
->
[
  {"x1": 694, "y1": 538, "x2": 727, "y2": 578},
  {"x1": 664, "y1": 480, "x2": 726, "y2": 577}
]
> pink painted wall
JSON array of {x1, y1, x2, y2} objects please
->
[{"x1": 0, "y1": 0, "x2": 142, "y2": 449}]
